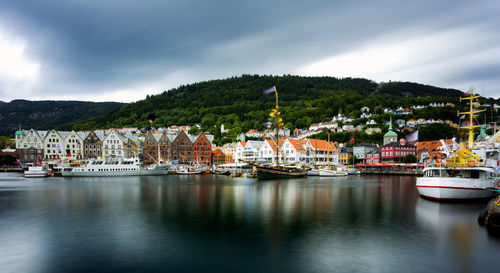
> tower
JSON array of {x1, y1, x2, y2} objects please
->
[{"x1": 383, "y1": 116, "x2": 398, "y2": 145}]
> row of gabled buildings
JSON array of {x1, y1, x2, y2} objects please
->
[
  {"x1": 141, "y1": 130, "x2": 215, "y2": 165},
  {"x1": 15, "y1": 128, "x2": 140, "y2": 163},
  {"x1": 14, "y1": 127, "x2": 219, "y2": 165},
  {"x1": 227, "y1": 138, "x2": 349, "y2": 166}
]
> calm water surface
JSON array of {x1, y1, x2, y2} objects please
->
[{"x1": 1, "y1": 173, "x2": 499, "y2": 273}]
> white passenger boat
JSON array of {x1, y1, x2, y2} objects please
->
[
  {"x1": 416, "y1": 90, "x2": 499, "y2": 201},
  {"x1": 417, "y1": 166, "x2": 498, "y2": 201},
  {"x1": 24, "y1": 166, "x2": 51, "y2": 178},
  {"x1": 61, "y1": 157, "x2": 170, "y2": 177},
  {"x1": 318, "y1": 165, "x2": 349, "y2": 177}
]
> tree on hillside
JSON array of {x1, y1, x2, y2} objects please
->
[
  {"x1": 419, "y1": 123, "x2": 457, "y2": 141},
  {"x1": 403, "y1": 154, "x2": 417, "y2": 163}
]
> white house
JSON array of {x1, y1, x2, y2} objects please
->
[
  {"x1": 342, "y1": 124, "x2": 355, "y2": 131},
  {"x1": 395, "y1": 119, "x2": 406, "y2": 127},
  {"x1": 407, "y1": 119, "x2": 418, "y2": 127},
  {"x1": 309, "y1": 121, "x2": 338, "y2": 131},
  {"x1": 43, "y1": 130, "x2": 67, "y2": 159},
  {"x1": 102, "y1": 129, "x2": 129, "y2": 158},
  {"x1": 306, "y1": 138, "x2": 339, "y2": 166},
  {"x1": 281, "y1": 139, "x2": 308, "y2": 165},
  {"x1": 64, "y1": 130, "x2": 85, "y2": 159},
  {"x1": 234, "y1": 140, "x2": 263, "y2": 163}
]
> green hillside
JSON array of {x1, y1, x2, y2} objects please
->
[
  {"x1": 69, "y1": 75, "x2": 467, "y2": 133},
  {"x1": 0, "y1": 100, "x2": 123, "y2": 136}
]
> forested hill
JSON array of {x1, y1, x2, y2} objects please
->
[
  {"x1": 68, "y1": 75, "x2": 465, "y2": 131},
  {"x1": 68, "y1": 75, "x2": 466, "y2": 133},
  {"x1": 0, "y1": 100, "x2": 123, "y2": 136}
]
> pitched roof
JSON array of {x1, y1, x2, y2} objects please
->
[
  {"x1": 264, "y1": 139, "x2": 285, "y2": 151},
  {"x1": 417, "y1": 139, "x2": 452, "y2": 153},
  {"x1": 153, "y1": 133, "x2": 163, "y2": 142},
  {"x1": 246, "y1": 140, "x2": 263, "y2": 149},
  {"x1": 77, "y1": 131, "x2": 87, "y2": 140},
  {"x1": 58, "y1": 131, "x2": 71, "y2": 140},
  {"x1": 307, "y1": 138, "x2": 336, "y2": 151},
  {"x1": 36, "y1": 130, "x2": 48, "y2": 139},
  {"x1": 288, "y1": 139, "x2": 306, "y2": 151}
]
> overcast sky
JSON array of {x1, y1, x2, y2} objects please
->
[{"x1": 1, "y1": 0, "x2": 500, "y2": 102}]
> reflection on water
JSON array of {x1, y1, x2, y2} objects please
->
[{"x1": 0, "y1": 173, "x2": 499, "y2": 273}]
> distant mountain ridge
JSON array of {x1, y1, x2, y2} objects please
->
[
  {"x1": 1, "y1": 75, "x2": 471, "y2": 137},
  {"x1": 0, "y1": 100, "x2": 124, "y2": 136}
]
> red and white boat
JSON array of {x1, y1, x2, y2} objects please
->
[
  {"x1": 417, "y1": 166, "x2": 498, "y2": 201},
  {"x1": 416, "y1": 89, "x2": 499, "y2": 201}
]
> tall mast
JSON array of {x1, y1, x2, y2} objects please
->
[
  {"x1": 327, "y1": 133, "x2": 330, "y2": 168},
  {"x1": 275, "y1": 88, "x2": 280, "y2": 167},
  {"x1": 268, "y1": 86, "x2": 283, "y2": 167},
  {"x1": 157, "y1": 142, "x2": 161, "y2": 164},
  {"x1": 458, "y1": 88, "x2": 485, "y2": 149}
]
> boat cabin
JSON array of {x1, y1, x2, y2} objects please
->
[{"x1": 423, "y1": 167, "x2": 496, "y2": 179}]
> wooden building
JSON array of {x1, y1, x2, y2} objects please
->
[
  {"x1": 83, "y1": 131, "x2": 102, "y2": 159},
  {"x1": 193, "y1": 132, "x2": 212, "y2": 165},
  {"x1": 171, "y1": 130, "x2": 193, "y2": 164}
]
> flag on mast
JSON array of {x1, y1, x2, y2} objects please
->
[
  {"x1": 262, "y1": 86, "x2": 276, "y2": 95},
  {"x1": 349, "y1": 134, "x2": 355, "y2": 145},
  {"x1": 405, "y1": 130, "x2": 418, "y2": 144}
]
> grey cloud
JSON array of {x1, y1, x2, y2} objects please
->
[{"x1": 1, "y1": 0, "x2": 500, "y2": 101}]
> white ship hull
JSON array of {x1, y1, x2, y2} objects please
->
[
  {"x1": 318, "y1": 168, "x2": 348, "y2": 177},
  {"x1": 60, "y1": 157, "x2": 170, "y2": 177},
  {"x1": 24, "y1": 171, "x2": 50, "y2": 178},
  {"x1": 416, "y1": 176, "x2": 498, "y2": 201},
  {"x1": 61, "y1": 167, "x2": 169, "y2": 177},
  {"x1": 307, "y1": 168, "x2": 319, "y2": 176},
  {"x1": 24, "y1": 166, "x2": 50, "y2": 178}
]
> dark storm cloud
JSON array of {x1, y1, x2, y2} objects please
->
[{"x1": 1, "y1": 0, "x2": 500, "y2": 101}]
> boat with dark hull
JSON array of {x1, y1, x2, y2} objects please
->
[
  {"x1": 251, "y1": 86, "x2": 309, "y2": 179},
  {"x1": 251, "y1": 163, "x2": 308, "y2": 179}
]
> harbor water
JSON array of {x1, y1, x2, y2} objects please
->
[{"x1": 1, "y1": 173, "x2": 499, "y2": 273}]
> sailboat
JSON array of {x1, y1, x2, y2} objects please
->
[
  {"x1": 318, "y1": 134, "x2": 348, "y2": 176},
  {"x1": 248, "y1": 86, "x2": 309, "y2": 179},
  {"x1": 416, "y1": 88, "x2": 499, "y2": 200}
]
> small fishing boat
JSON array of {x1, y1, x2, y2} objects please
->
[
  {"x1": 173, "y1": 165, "x2": 209, "y2": 175},
  {"x1": 318, "y1": 134, "x2": 348, "y2": 177}
]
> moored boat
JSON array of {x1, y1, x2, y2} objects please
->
[
  {"x1": 318, "y1": 134, "x2": 348, "y2": 177},
  {"x1": 307, "y1": 168, "x2": 319, "y2": 176},
  {"x1": 252, "y1": 164, "x2": 308, "y2": 179},
  {"x1": 61, "y1": 157, "x2": 170, "y2": 177},
  {"x1": 251, "y1": 86, "x2": 308, "y2": 179},
  {"x1": 417, "y1": 166, "x2": 498, "y2": 200},
  {"x1": 416, "y1": 89, "x2": 499, "y2": 201},
  {"x1": 24, "y1": 166, "x2": 51, "y2": 178},
  {"x1": 173, "y1": 165, "x2": 209, "y2": 175},
  {"x1": 318, "y1": 165, "x2": 348, "y2": 177}
]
